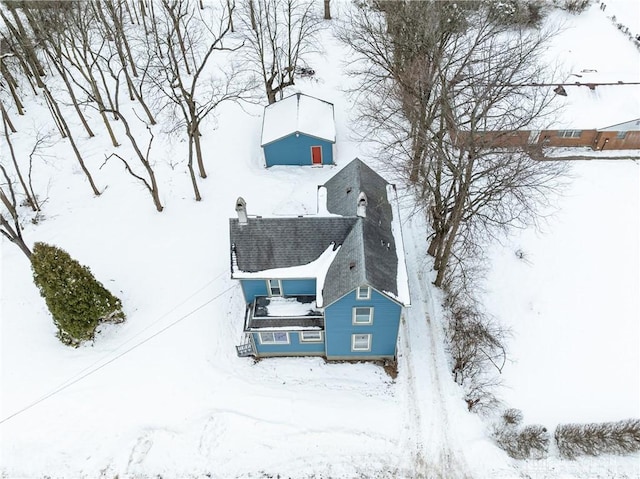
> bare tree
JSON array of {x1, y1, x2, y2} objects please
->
[
  {"x1": 14, "y1": 2, "x2": 96, "y2": 138},
  {"x1": 340, "y1": 1, "x2": 568, "y2": 412},
  {"x1": 0, "y1": 40, "x2": 26, "y2": 117},
  {"x1": 323, "y1": 0, "x2": 330, "y2": 20},
  {"x1": 2, "y1": 105, "x2": 37, "y2": 210},
  {"x1": 239, "y1": 0, "x2": 323, "y2": 104},
  {"x1": 340, "y1": 1, "x2": 567, "y2": 287},
  {"x1": 92, "y1": 0, "x2": 157, "y2": 125},
  {"x1": 101, "y1": 108, "x2": 163, "y2": 212},
  {"x1": 52, "y1": 3, "x2": 120, "y2": 146},
  {"x1": 150, "y1": 0, "x2": 251, "y2": 200},
  {"x1": 0, "y1": 1, "x2": 46, "y2": 87},
  {"x1": 42, "y1": 83, "x2": 102, "y2": 196},
  {"x1": 0, "y1": 162, "x2": 31, "y2": 259}
]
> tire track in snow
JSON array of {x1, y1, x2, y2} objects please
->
[{"x1": 401, "y1": 216, "x2": 473, "y2": 479}]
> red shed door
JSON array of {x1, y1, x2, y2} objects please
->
[{"x1": 311, "y1": 146, "x2": 322, "y2": 165}]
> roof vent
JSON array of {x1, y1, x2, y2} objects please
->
[
  {"x1": 349, "y1": 261, "x2": 356, "y2": 270},
  {"x1": 236, "y1": 197, "x2": 248, "y2": 225},
  {"x1": 357, "y1": 192, "x2": 367, "y2": 218}
]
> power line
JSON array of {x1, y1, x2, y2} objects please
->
[
  {"x1": 54, "y1": 269, "x2": 227, "y2": 391},
  {"x1": 0, "y1": 283, "x2": 236, "y2": 426}
]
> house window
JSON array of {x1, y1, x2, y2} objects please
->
[
  {"x1": 352, "y1": 333, "x2": 372, "y2": 352},
  {"x1": 259, "y1": 331, "x2": 289, "y2": 344},
  {"x1": 617, "y1": 131, "x2": 627, "y2": 139},
  {"x1": 300, "y1": 331, "x2": 323, "y2": 342},
  {"x1": 267, "y1": 279, "x2": 282, "y2": 296},
  {"x1": 353, "y1": 307, "x2": 373, "y2": 325},
  {"x1": 356, "y1": 286, "x2": 371, "y2": 300},
  {"x1": 557, "y1": 130, "x2": 582, "y2": 138}
]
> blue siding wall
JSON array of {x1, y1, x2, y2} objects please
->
[
  {"x1": 263, "y1": 133, "x2": 334, "y2": 167},
  {"x1": 240, "y1": 279, "x2": 268, "y2": 303},
  {"x1": 282, "y1": 278, "x2": 316, "y2": 295},
  {"x1": 240, "y1": 278, "x2": 317, "y2": 303},
  {"x1": 252, "y1": 331, "x2": 325, "y2": 355},
  {"x1": 324, "y1": 289, "x2": 401, "y2": 359}
]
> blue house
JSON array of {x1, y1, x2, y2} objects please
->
[
  {"x1": 260, "y1": 93, "x2": 336, "y2": 167},
  {"x1": 230, "y1": 159, "x2": 410, "y2": 360}
]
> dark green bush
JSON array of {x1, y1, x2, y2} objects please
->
[{"x1": 31, "y1": 242, "x2": 125, "y2": 346}]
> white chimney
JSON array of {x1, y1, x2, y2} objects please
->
[
  {"x1": 317, "y1": 186, "x2": 328, "y2": 215},
  {"x1": 357, "y1": 192, "x2": 367, "y2": 218},
  {"x1": 236, "y1": 197, "x2": 248, "y2": 225}
]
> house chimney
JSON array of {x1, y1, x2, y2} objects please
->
[
  {"x1": 236, "y1": 197, "x2": 248, "y2": 225},
  {"x1": 317, "y1": 186, "x2": 328, "y2": 215},
  {"x1": 357, "y1": 192, "x2": 367, "y2": 218}
]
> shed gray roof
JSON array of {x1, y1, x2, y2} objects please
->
[{"x1": 229, "y1": 159, "x2": 406, "y2": 307}]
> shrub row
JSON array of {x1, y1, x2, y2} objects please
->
[
  {"x1": 555, "y1": 419, "x2": 640, "y2": 459},
  {"x1": 493, "y1": 411, "x2": 640, "y2": 460}
]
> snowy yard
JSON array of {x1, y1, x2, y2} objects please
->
[
  {"x1": 1, "y1": 1, "x2": 639, "y2": 478},
  {"x1": 484, "y1": 161, "x2": 640, "y2": 427}
]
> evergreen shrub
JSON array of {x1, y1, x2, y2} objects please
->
[{"x1": 31, "y1": 242, "x2": 125, "y2": 346}]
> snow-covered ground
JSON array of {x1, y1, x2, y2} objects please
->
[
  {"x1": 484, "y1": 160, "x2": 640, "y2": 428},
  {"x1": 1, "y1": 2, "x2": 639, "y2": 478}
]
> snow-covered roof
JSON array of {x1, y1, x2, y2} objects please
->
[
  {"x1": 385, "y1": 184, "x2": 410, "y2": 305},
  {"x1": 261, "y1": 93, "x2": 336, "y2": 146},
  {"x1": 229, "y1": 159, "x2": 411, "y2": 308},
  {"x1": 598, "y1": 118, "x2": 640, "y2": 132},
  {"x1": 548, "y1": 77, "x2": 640, "y2": 131},
  {"x1": 232, "y1": 244, "x2": 341, "y2": 307},
  {"x1": 256, "y1": 296, "x2": 321, "y2": 318},
  {"x1": 538, "y1": 4, "x2": 640, "y2": 131}
]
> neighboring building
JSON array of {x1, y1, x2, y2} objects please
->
[
  {"x1": 458, "y1": 78, "x2": 640, "y2": 151},
  {"x1": 230, "y1": 159, "x2": 410, "y2": 360},
  {"x1": 533, "y1": 81, "x2": 640, "y2": 150},
  {"x1": 260, "y1": 93, "x2": 336, "y2": 167}
]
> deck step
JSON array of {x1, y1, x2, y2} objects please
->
[{"x1": 236, "y1": 342, "x2": 255, "y2": 357}]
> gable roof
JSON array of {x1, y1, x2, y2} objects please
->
[
  {"x1": 229, "y1": 159, "x2": 410, "y2": 307},
  {"x1": 598, "y1": 118, "x2": 640, "y2": 132},
  {"x1": 322, "y1": 160, "x2": 401, "y2": 306},
  {"x1": 260, "y1": 93, "x2": 336, "y2": 146},
  {"x1": 230, "y1": 217, "x2": 355, "y2": 272}
]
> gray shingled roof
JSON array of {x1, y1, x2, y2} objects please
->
[
  {"x1": 229, "y1": 158, "x2": 402, "y2": 307},
  {"x1": 230, "y1": 216, "x2": 356, "y2": 273},
  {"x1": 322, "y1": 159, "x2": 399, "y2": 305}
]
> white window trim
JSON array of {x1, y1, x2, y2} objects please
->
[
  {"x1": 258, "y1": 331, "x2": 290, "y2": 345},
  {"x1": 266, "y1": 279, "x2": 282, "y2": 296},
  {"x1": 558, "y1": 130, "x2": 582, "y2": 138},
  {"x1": 351, "y1": 333, "x2": 372, "y2": 352},
  {"x1": 356, "y1": 286, "x2": 371, "y2": 300},
  {"x1": 352, "y1": 307, "x2": 374, "y2": 325},
  {"x1": 299, "y1": 331, "x2": 323, "y2": 342}
]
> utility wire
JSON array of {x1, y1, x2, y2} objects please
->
[
  {"x1": 0, "y1": 283, "x2": 236, "y2": 426},
  {"x1": 54, "y1": 269, "x2": 228, "y2": 391}
]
